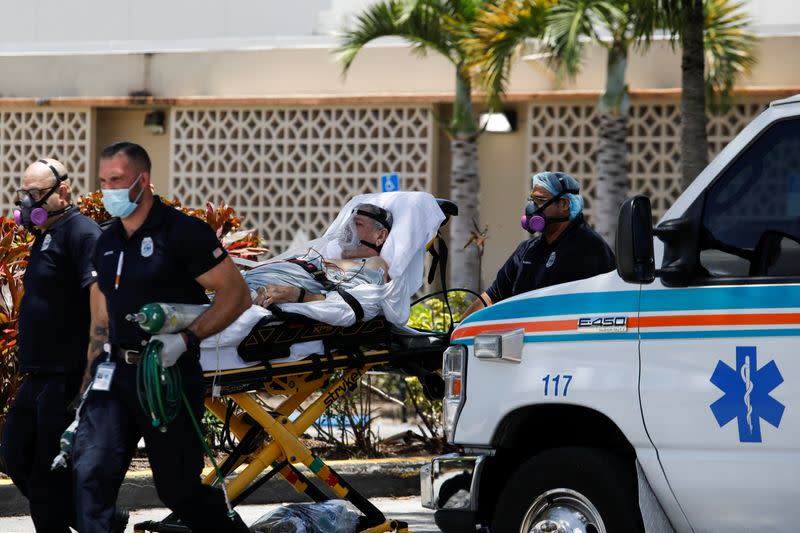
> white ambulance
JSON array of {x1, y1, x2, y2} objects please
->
[{"x1": 421, "y1": 94, "x2": 800, "y2": 533}]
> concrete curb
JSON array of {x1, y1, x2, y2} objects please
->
[{"x1": 0, "y1": 458, "x2": 429, "y2": 516}]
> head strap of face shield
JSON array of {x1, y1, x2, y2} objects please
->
[
  {"x1": 354, "y1": 207, "x2": 392, "y2": 232},
  {"x1": 359, "y1": 239, "x2": 383, "y2": 253}
]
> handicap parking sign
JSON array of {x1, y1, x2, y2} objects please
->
[{"x1": 380, "y1": 173, "x2": 400, "y2": 192}]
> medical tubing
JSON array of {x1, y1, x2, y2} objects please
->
[
  {"x1": 136, "y1": 341, "x2": 182, "y2": 429},
  {"x1": 327, "y1": 258, "x2": 367, "y2": 290},
  {"x1": 180, "y1": 389, "x2": 235, "y2": 518},
  {"x1": 136, "y1": 341, "x2": 236, "y2": 518}
]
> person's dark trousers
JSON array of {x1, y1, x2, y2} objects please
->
[
  {"x1": 73, "y1": 356, "x2": 249, "y2": 533},
  {"x1": 0, "y1": 372, "x2": 81, "y2": 533}
]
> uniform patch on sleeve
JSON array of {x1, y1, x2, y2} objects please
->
[{"x1": 212, "y1": 247, "x2": 224, "y2": 258}]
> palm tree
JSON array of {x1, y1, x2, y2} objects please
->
[
  {"x1": 649, "y1": 0, "x2": 756, "y2": 190},
  {"x1": 467, "y1": 0, "x2": 755, "y2": 242},
  {"x1": 335, "y1": 0, "x2": 523, "y2": 292},
  {"x1": 469, "y1": 0, "x2": 652, "y2": 244}
]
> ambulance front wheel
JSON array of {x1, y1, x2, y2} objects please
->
[{"x1": 490, "y1": 447, "x2": 645, "y2": 533}]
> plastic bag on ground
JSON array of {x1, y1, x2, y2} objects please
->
[{"x1": 249, "y1": 500, "x2": 361, "y2": 533}]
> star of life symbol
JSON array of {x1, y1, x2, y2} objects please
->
[{"x1": 710, "y1": 346, "x2": 785, "y2": 443}]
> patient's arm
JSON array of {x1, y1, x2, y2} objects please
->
[{"x1": 253, "y1": 284, "x2": 325, "y2": 307}]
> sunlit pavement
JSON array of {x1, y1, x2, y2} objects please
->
[{"x1": 0, "y1": 496, "x2": 440, "y2": 533}]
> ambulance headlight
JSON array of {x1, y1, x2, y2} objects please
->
[
  {"x1": 474, "y1": 329, "x2": 524, "y2": 363},
  {"x1": 442, "y1": 344, "x2": 466, "y2": 443}
]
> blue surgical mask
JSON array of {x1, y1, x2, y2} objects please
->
[{"x1": 102, "y1": 174, "x2": 144, "y2": 219}]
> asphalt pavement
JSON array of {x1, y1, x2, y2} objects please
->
[
  {"x1": 0, "y1": 496, "x2": 440, "y2": 533},
  {"x1": 0, "y1": 456, "x2": 438, "y2": 532}
]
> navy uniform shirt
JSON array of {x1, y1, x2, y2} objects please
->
[
  {"x1": 18, "y1": 207, "x2": 102, "y2": 374},
  {"x1": 93, "y1": 197, "x2": 228, "y2": 349},
  {"x1": 486, "y1": 215, "x2": 616, "y2": 303}
]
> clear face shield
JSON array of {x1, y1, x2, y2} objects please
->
[
  {"x1": 336, "y1": 214, "x2": 362, "y2": 253},
  {"x1": 334, "y1": 206, "x2": 392, "y2": 255}
]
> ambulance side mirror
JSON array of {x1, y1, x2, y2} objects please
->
[{"x1": 616, "y1": 196, "x2": 656, "y2": 284}]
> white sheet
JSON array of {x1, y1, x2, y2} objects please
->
[
  {"x1": 200, "y1": 192, "x2": 444, "y2": 373},
  {"x1": 199, "y1": 305, "x2": 324, "y2": 371},
  {"x1": 249, "y1": 191, "x2": 444, "y2": 327}
]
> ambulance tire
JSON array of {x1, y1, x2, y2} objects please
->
[{"x1": 490, "y1": 447, "x2": 644, "y2": 533}]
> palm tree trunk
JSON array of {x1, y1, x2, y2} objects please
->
[
  {"x1": 449, "y1": 136, "x2": 481, "y2": 292},
  {"x1": 448, "y1": 70, "x2": 480, "y2": 292},
  {"x1": 680, "y1": 0, "x2": 708, "y2": 190},
  {"x1": 595, "y1": 42, "x2": 630, "y2": 246},
  {"x1": 595, "y1": 113, "x2": 628, "y2": 246}
]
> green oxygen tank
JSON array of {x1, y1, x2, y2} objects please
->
[{"x1": 125, "y1": 302, "x2": 208, "y2": 334}]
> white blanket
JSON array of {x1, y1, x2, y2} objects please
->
[
  {"x1": 243, "y1": 191, "x2": 443, "y2": 327},
  {"x1": 200, "y1": 191, "x2": 445, "y2": 373},
  {"x1": 199, "y1": 305, "x2": 324, "y2": 372}
]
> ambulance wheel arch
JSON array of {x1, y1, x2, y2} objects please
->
[
  {"x1": 490, "y1": 447, "x2": 645, "y2": 533},
  {"x1": 478, "y1": 405, "x2": 638, "y2": 524},
  {"x1": 491, "y1": 404, "x2": 634, "y2": 453}
]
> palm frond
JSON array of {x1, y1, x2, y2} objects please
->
[
  {"x1": 629, "y1": 0, "x2": 674, "y2": 44},
  {"x1": 448, "y1": 0, "x2": 490, "y2": 22},
  {"x1": 334, "y1": 0, "x2": 456, "y2": 74},
  {"x1": 397, "y1": 0, "x2": 425, "y2": 23},
  {"x1": 462, "y1": 0, "x2": 551, "y2": 108},
  {"x1": 542, "y1": 0, "x2": 623, "y2": 80},
  {"x1": 704, "y1": 0, "x2": 757, "y2": 111}
]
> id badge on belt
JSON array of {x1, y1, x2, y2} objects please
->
[{"x1": 91, "y1": 362, "x2": 116, "y2": 391}]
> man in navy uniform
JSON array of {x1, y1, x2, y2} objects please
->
[
  {"x1": 1, "y1": 158, "x2": 101, "y2": 532},
  {"x1": 72, "y1": 142, "x2": 252, "y2": 533},
  {"x1": 463, "y1": 171, "x2": 615, "y2": 317}
]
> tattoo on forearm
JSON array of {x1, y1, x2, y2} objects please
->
[{"x1": 89, "y1": 325, "x2": 109, "y2": 355}]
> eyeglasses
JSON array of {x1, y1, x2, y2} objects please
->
[
  {"x1": 16, "y1": 184, "x2": 57, "y2": 203},
  {"x1": 528, "y1": 195, "x2": 552, "y2": 208}
]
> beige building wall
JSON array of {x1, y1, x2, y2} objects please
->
[
  {"x1": 94, "y1": 109, "x2": 171, "y2": 193},
  {"x1": 2, "y1": 30, "x2": 798, "y2": 278},
  {"x1": 1, "y1": 37, "x2": 799, "y2": 99},
  {"x1": 477, "y1": 103, "x2": 530, "y2": 289}
]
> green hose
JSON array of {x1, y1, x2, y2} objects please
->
[
  {"x1": 136, "y1": 341, "x2": 183, "y2": 429},
  {"x1": 136, "y1": 341, "x2": 235, "y2": 518}
]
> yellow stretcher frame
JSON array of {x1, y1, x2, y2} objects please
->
[{"x1": 133, "y1": 346, "x2": 434, "y2": 533}]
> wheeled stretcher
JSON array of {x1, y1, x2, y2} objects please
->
[{"x1": 134, "y1": 197, "x2": 457, "y2": 533}]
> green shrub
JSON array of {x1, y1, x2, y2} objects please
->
[{"x1": 406, "y1": 290, "x2": 472, "y2": 332}]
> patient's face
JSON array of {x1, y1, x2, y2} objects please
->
[{"x1": 341, "y1": 214, "x2": 387, "y2": 258}]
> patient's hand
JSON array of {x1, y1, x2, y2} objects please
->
[{"x1": 254, "y1": 284, "x2": 302, "y2": 307}]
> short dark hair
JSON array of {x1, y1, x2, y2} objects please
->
[{"x1": 100, "y1": 141, "x2": 152, "y2": 173}]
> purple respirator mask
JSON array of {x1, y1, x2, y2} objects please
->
[
  {"x1": 520, "y1": 201, "x2": 547, "y2": 233},
  {"x1": 520, "y1": 183, "x2": 578, "y2": 234},
  {"x1": 14, "y1": 196, "x2": 52, "y2": 227}
]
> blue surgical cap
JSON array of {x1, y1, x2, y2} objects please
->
[{"x1": 531, "y1": 171, "x2": 584, "y2": 220}]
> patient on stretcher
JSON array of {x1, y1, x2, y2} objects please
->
[
  {"x1": 200, "y1": 192, "x2": 445, "y2": 371},
  {"x1": 243, "y1": 203, "x2": 393, "y2": 308}
]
